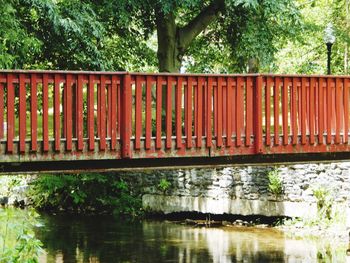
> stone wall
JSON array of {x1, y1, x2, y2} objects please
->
[
  {"x1": 1, "y1": 161, "x2": 350, "y2": 223},
  {"x1": 119, "y1": 161, "x2": 350, "y2": 221}
]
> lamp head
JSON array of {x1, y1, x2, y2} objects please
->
[{"x1": 324, "y1": 23, "x2": 336, "y2": 45}]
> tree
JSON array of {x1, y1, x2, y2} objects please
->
[
  {"x1": 274, "y1": 0, "x2": 350, "y2": 75},
  {"x1": 155, "y1": 0, "x2": 225, "y2": 72},
  {"x1": 1, "y1": 0, "x2": 302, "y2": 74},
  {"x1": 0, "y1": 0, "x2": 157, "y2": 71},
  {"x1": 91, "y1": 0, "x2": 301, "y2": 73},
  {"x1": 185, "y1": 0, "x2": 301, "y2": 73},
  {"x1": 0, "y1": 0, "x2": 41, "y2": 68}
]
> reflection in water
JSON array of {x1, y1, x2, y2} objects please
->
[{"x1": 35, "y1": 214, "x2": 346, "y2": 263}]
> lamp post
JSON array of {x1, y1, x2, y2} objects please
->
[{"x1": 324, "y1": 23, "x2": 336, "y2": 75}]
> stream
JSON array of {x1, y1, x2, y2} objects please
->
[{"x1": 32, "y1": 214, "x2": 348, "y2": 263}]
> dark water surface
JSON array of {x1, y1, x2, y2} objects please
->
[{"x1": 36, "y1": 214, "x2": 347, "y2": 263}]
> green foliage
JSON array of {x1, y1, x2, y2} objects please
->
[
  {"x1": 0, "y1": 175, "x2": 25, "y2": 197},
  {"x1": 158, "y1": 178, "x2": 171, "y2": 192},
  {"x1": 283, "y1": 187, "x2": 344, "y2": 228},
  {"x1": 0, "y1": 208, "x2": 43, "y2": 262},
  {"x1": 267, "y1": 168, "x2": 283, "y2": 196},
  {"x1": 29, "y1": 173, "x2": 143, "y2": 217},
  {"x1": 0, "y1": 0, "x2": 41, "y2": 69},
  {"x1": 3, "y1": 0, "x2": 347, "y2": 75},
  {"x1": 186, "y1": 0, "x2": 301, "y2": 73},
  {"x1": 313, "y1": 187, "x2": 334, "y2": 221},
  {"x1": 275, "y1": 0, "x2": 350, "y2": 75}
]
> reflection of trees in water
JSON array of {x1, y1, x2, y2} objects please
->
[
  {"x1": 142, "y1": 223, "x2": 287, "y2": 263},
  {"x1": 36, "y1": 215, "x2": 153, "y2": 263},
  {"x1": 34, "y1": 215, "x2": 346, "y2": 263}
]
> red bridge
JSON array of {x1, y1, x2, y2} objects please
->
[{"x1": 0, "y1": 70, "x2": 350, "y2": 172}]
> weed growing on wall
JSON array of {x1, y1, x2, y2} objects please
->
[
  {"x1": 267, "y1": 168, "x2": 283, "y2": 197},
  {"x1": 158, "y1": 179, "x2": 171, "y2": 193},
  {"x1": 312, "y1": 187, "x2": 334, "y2": 222}
]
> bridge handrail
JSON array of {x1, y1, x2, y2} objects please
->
[{"x1": 0, "y1": 70, "x2": 349, "y2": 161}]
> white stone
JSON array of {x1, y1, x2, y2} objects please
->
[{"x1": 142, "y1": 194, "x2": 319, "y2": 218}]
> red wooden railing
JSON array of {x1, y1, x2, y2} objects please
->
[{"x1": 0, "y1": 70, "x2": 349, "y2": 162}]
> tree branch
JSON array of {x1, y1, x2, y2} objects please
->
[{"x1": 177, "y1": 0, "x2": 225, "y2": 52}]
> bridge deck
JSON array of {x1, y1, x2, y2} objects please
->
[{"x1": 0, "y1": 70, "x2": 349, "y2": 171}]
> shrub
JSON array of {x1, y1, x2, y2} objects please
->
[
  {"x1": 29, "y1": 173, "x2": 143, "y2": 217},
  {"x1": 0, "y1": 208, "x2": 43, "y2": 262}
]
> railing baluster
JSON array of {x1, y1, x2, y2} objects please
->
[
  {"x1": 254, "y1": 76, "x2": 263, "y2": 153},
  {"x1": 121, "y1": 74, "x2": 132, "y2": 158},
  {"x1": 6, "y1": 74, "x2": 14, "y2": 153},
  {"x1": 175, "y1": 77, "x2": 182, "y2": 149},
  {"x1": 107, "y1": 81, "x2": 112, "y2": 139},
  {"x1": 217, "y1": 77, "x2": 223, "y2": 147},
  {"x1": 19, "y1": 74, "x2": 26, "y2": 153},
  {"x1": 196, "y1": 77, "x2": 203, "y2": 148},
  {"x1": 66, "y1": 74, "x2": 73, "y2": 151},
  {"x1": 265, "y1": 77, "x2": 272, "y2": 146},
  {"x1": 194, "y1": 78, "x2": 198, "y2": 138},
  {"x1": 226, "y1": 77, "x2": 233, "y2": 147},
  {"x1": 206, "y1": 77, "x2": 213, "y2": 148},
  {"x1": 54, "y1": 74, "x2": 60, "y2": 152},
  {"x1": 344, "y1": 78, "x2": 349, "y2": 144},
  {"x1": 309, "y1": 78, "x2": 315, "y2": 145},
  {"x1": 326, "y1": 78, "x2": 332, "y2": 144},
  {"x1": 77, "y1": 74, "x2": 84, "y2": 151},
  {"x1": 246, "y1": 77, "x2": 253, "y2": 146},
  {"x1": 214, "y1": 79, "x2": 218, "y2": 138},
  {"x1": 301, "y1": 77, "x2": 307, "y2": 145},
  {"x1": 335, "y1": 78, "x2": 342, "y2": 144},
  {"x1": 291, "y1": 78, "x2": 298, "y2": 145},
  {"x1": 135, "y1": 75, "x2": 142, "y2": 150},
  {"x1": 232, "y1": 78, "x2": 236, "y2": 138},
  {"x1": 236, "y1": 77, "x2": 243, "y2": 147},
  {"x1": 117, "y1": 78, "x2": 122, "y2": 139},
  {"x1": 97, "y1": 80, "x2": 101, "y2": 140},
  {"x1": 166, "y1": 76, "x2": 172, "y2": 149},
  {"x1": 274, "y1": 77, "x2": 280, "y2": 145},
  {"x1": 87, "y1": 75, "x2": 94, "y2": 151},
  {"x1": 42, "y1": 74, "x2": 49, "y2": 152},
  {"x1": 156, "y1": 76, "x2": 162, "y2": 149},
  {"x1": 282, "y1": 77, "x2": 289, "y2": 146},
  {"x1": 145, "y1": 76, "x2": 152, "y2": 150},
  {"x1": 99, "y1": 75, "x2": 106, "y2": 151},
  {"x1": 186, "y1": 77, "x2": 193, "y2": 149},
  {"x1": 318, "y1": 78, "x2": 324, "y2": 144},
  {"x1": 111, "y1": 75, "x2": 117, "y2": 151},
  {"x1": 30, "y1": 74, "x2": 37, "y2": 152},
  {"x1": 0, "y1": 82, "x2": 4, "y2": 140}
]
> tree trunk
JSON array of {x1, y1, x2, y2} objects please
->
[
  {"x1": 156, "y1": 10, "x2": 180, "y2": 72},
  {"x1": 248, "y1": 58, "x2": 259, "y2": 73},
  {"x1": 155, "y1": 0, "x2": 225, "y2": 73}
]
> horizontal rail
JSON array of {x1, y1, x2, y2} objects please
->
[{"x1": 0, "y1": 71, "x2": 349, "y2": 163}]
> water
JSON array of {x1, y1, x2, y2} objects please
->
[{"x1": 33, "y1": 214, "x2": 347, "y2": 263}]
